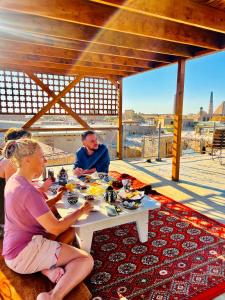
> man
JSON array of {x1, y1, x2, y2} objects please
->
[{"x1": 73, "y1": 131, "x2": 110, "y2": 177}]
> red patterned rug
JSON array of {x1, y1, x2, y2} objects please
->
[{"x1": 87, "y1": 193, "x2": 225, "y2": 300}]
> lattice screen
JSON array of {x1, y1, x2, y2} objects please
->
[{"x1": 0, "y1": 70, "x2": 118, "y2": 115}]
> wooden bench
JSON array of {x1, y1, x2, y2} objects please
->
[{"x1": 0, "y1": 239, "x2": 92, "y2": 300}]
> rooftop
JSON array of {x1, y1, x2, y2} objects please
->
[{"x1": 110, "y1": 153, "x2": 225, "y2": 224}]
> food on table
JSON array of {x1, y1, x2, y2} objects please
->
[
  {"x1": 88, "y1": 186, "x2": 105, "y2": 196},
  {"x1": 84, "y1": 195, "x2": 95, "y2": 201},
  {"x1": 112, "y1": 180, "x2": 123, "y2": 189},
  {"x1": 89, "y1": 182, "x2": 101, "y2": 186},
  {"x1": 79, "y1": 184, "x2": 87, "y2": 190},
  {"x1": 84, "y1": 175, "x2": 92, "y2": 183},
  {"x1": 122, "y1": 200, "x2": 140, "y2": 209},
  {"x1": 125, "y1": 190, "x2": 140, "y2": 199},
  {"x1": 65, "y1": 182, "x2": 76, "y2": 192}
]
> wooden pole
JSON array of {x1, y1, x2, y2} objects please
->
[
  {"x1": 172, "y1": 58, "x2": 186, "y2": 181},
  {"x1": 117, "y1": 80, "x2": 123, "y2": 159}
]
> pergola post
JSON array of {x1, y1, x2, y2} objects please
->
[
  {"x1": 172, "y1": 58, "x2": 186, "y2": 181},
  {"x1": 117, "y1": 79, "x2": 123, "y2": 159}
]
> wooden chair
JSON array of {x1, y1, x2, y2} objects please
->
[
  {"x1": 211, "y1": 129, "x2": 225, "y2": 165},
  {"x1": 0, "y1": 239, "x2": 92, "y2": 300}
]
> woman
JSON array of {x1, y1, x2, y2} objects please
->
[
  {"x1": 2, "y1": 139, "x2": 94, "y2": 300},
  {"x1": 0, "y1": 128, "x2": 32, "y2": 236},
  {"x1": 0, "y1": 128, "x2": 52, "y2": 236}
]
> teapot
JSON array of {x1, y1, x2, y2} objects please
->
[{"x1": 104, "y1": 186, "x2": 117, "y2": 204}]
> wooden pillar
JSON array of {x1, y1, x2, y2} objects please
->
[
  {"x1": 117, "y1": 80, "x2": 123, "y2": 159},
  {"x1": 172, "y1": 58, "x2": 186, "y2": 181}
]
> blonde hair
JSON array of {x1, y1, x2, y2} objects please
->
[{"x1": 2, "y1": 139, "x2": 40, "y2": 167}]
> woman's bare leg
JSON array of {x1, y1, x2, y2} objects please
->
[
  {"x1": 56, "y1": 227, "x2": 75, "y2": 245},
  {"x1": 37, "y1": 243, "x2": 93, "y2": 300}
]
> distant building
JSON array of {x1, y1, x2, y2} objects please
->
[
  {"x1": 214, "y1": 101, "x2": 225, "y2": 116},
  {"x1": 124, "y1": 110, "x2": 135, "y2": 120},
  {"x1": 198, "y1": 107, "x2": 210, "y2": 122},
  {"x1": 208, "y1": 91, "x2": 214, "y2": 118},
  {"x1": 123, "y1": 120, "x2": 156, "y2": 136}
]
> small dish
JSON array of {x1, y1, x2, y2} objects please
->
[{"x1": 122, "y1": 200, "x2": 142, "y2": 210}]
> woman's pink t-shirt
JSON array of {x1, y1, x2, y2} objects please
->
[{"x1": 2, "y1": 174, "x2": 50, "y2": 260}]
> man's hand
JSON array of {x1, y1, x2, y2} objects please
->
[
  {"x1": 73, "y1": 167, "x2": 85, "y2": 177},
  {"x1": 83, "y1": 168, "x2": 96, "y2": 174}
]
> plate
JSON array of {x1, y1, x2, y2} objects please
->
[
  {"x1": 91, "y1": 205, "x2": 101, "y2": 212},
  {"x1": 118, "y1": 190, "x2": 144, "y2": 201}
]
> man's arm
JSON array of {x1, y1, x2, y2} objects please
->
[
  {"x1": 100, "y1": 148, "x2": 110, "y2": 173},
  {"x1": 73, "y1": 148, "x2": 85, "y2": 176}
]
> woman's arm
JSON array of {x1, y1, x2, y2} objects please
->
[
  {"x1": 45, "y1": 187, "x2": 65, "y2": 208},
  {"x1": 36, "y1": 201, "x2": 92, "y2": 236}
]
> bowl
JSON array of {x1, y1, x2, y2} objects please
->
[
  {"x1": 118, "y1": 190, "x2": 144, "y2": 201},
  {"x1": 67, "y1": 191, "x2": 79, "y2": 205}
]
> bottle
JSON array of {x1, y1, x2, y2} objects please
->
[{"x1": 48, "y1": 169, "x2": 56, "y2": 182}]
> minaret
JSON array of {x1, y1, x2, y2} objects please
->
[
  {"x1": 208, "y1": 91, "x2": 213, "y2": 118},
  {"x1": 200, "y1": 107, "x2": 203, "y2": 121}
]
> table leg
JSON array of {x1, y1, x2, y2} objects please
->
[
  {"x1": 75, "y1": 227, "x2": 94, "y2": 253},
  {"x1": 136, "y1": 211, "x2": 149, "y2": 243}
]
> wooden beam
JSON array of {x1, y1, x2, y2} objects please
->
[
  {"x1": 0, "y1": 12, "x2": 205, "y2": 56},
  {"x1": 172, "y1": 59, "x2": 186, "y2": 182},
  {"x1": 0, "y1": 63, "x2": 123, "y2": 79},
  {"x1": 23, "y1": 76, "x2": 83, "y2": 129},
  {"x1": 26, "y1": 72, "x2": 91, "y2": 129},
  {"x1": 0, "y1": 34, "x2": 190, "y2": 61},
  {"x1": 0, "y1": 127, "x2": 118, "y2": 132},
  {"x1": 0, "y1": 1, "x2": 221, "y2": 49},
  {"x1": 117, "y1": 80, "x2": 123, "y2": 159},
  {"x1": 91, "y1": 0, "x2": 225, "y2": 34},
  {"x1": 0, "y1": 39, "x2": 175, "y2": 66},
  {"x1": 0, "y1": 50, "x2": 146, "y2": 73},
  {"x1": 0, "y1": 57, "x2": 130, "y2": 77}
]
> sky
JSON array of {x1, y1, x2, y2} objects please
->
[{"x1": 123, "y1": 50, "x2": 225, "y2": 115}]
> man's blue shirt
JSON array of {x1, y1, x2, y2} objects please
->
[{"x1": 73, "y1": 144, "x2": 110, "y2": 173}]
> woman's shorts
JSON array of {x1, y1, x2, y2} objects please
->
[{"x1": 5, "y1": 235, "x2": 61, "y2": 274}]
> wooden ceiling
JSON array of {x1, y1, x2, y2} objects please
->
[{"x1": 0, "y1": 0, "x2": 224, "y2": 79}]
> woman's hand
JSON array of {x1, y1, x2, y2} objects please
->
[
  {"x1": 54, "y1": 186, "x2": 66, "y2": 202},
  {"x1": 39, "y1": 177, "x2": 53, "y2": 192},
  {"x1": 80, "y1": 201, "x2": 93, "y2": 215}
]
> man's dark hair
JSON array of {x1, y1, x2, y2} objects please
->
[{"x1": 81, "y1": 130, "x2": 96, "y2": 141}]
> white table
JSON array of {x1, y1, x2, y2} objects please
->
[{"x1": 56, "y1": 195, "x2": 161, "y2": 253}]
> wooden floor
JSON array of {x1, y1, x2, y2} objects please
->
[{"x1": 0, "y1": 239, "x2": 91, "y2": 300}]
